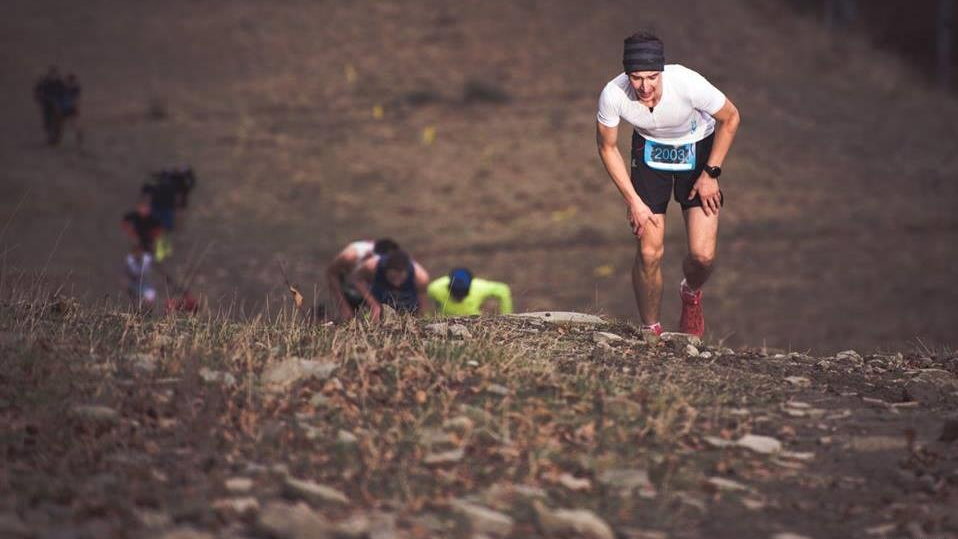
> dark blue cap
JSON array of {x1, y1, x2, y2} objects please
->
[{"x1": 448, "y1": 268, "x2": 473, "y2": 300}]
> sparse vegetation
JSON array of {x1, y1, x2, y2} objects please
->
[{"x1": 1, "y1": 285, "x2": 956, "y2": 538}]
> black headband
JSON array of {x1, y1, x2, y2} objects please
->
[{"x1": 623, "y1": 36, "x2": 665, "y2": 73}]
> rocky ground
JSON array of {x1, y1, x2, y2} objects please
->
[{"x1": 1, "y1": 298, "x2": 956, "y2": 539}]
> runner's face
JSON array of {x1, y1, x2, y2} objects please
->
[
  {"x1": 385, "y1": 268, "x2": 408, "y2": 288},
  {"x1": 628, "y1": 71, "x2": 662, "y2": 103}
]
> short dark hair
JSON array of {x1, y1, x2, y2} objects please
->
[
  {"x1": 383, "y1": 250, "x2": 411, "y2": 272},
  {"x1": 374, "y1": 238, "x2": 400, "y2": 256}
]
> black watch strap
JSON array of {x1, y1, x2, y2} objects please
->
[{"x1": 704, "y1": 165, "x2": 722, "y2": 179}]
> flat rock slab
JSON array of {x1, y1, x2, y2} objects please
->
[
  {"x1": 424, "y1": 448, "x2": 465, "y2": 466},
  {"x1": 199, "y1": 367, "x2": 237, "y2": 387},
  {"x1": 283, "y1": 477, "x2": 349, "y2": 506},
  {"x1": 71, "y1": 405, "x2": 120, "y2": 424},
  {"x1": 736, "y1": 434, "x2": 783, "y2": 454},
  {"x1": 705, "y1": 477, "x2": 750, "y2": 492},
  {"x1": 262, "y1": 358, "x2": 338, "y2": 394},
  {"x1": 512, "y1": 312, "x2": 606, "y2": 325},
  {"x1": 256, "y1": 501, "x2": 330, "y2": 539},
  {"x1": 534, "y1": 502, "x2": 615, "y2": 539},
  {"x1": 597, "y1": 468, "x2": 656, "y2": 497},
  {"x1": 451, "y1": 499, "x2": 514, "y2": 537},
  {"x1": 225, "y1": 477, "x2": 254, "y2": 494}
]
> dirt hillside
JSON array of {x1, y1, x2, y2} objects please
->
[{"x1": 1, "y1": 0, "x2": 956, "y2": 352}]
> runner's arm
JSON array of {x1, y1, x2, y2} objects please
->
[
  {"x1": 413, "y1": 263, "x2": 432, "y2": 316},
  {"x1": 596, "y1": 122, "x2": 657, "y2": 236},
  {"x1": 704, "y1": 98, "x2": 740, "y2": 168},
  {"x1": 353, "y1": 259, "x2": 382, "y2": 321},
  {"x1": 326, "y1": 249, "x2": 357, "y2": 318},
  {"x1": 479, "y1": 280, "x2": 513, "y2": 314},
  {"x1": 689, "y1": 98, "x2": 740, "y2": 216},
  {"x1": 427, "y1": 278, "x2": 448, "y2": 312}
]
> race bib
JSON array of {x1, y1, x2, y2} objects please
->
[{"x1": 644, "y1": 140, "x2": 696, "y2": 171}]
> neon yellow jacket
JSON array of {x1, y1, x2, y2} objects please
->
[{"x1": 427, "y1": 276, "x2": 513, "y2": 316}]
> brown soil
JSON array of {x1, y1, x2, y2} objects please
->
[{"x1": 1, "y1": 0, "x2": 956, "y2": 354}]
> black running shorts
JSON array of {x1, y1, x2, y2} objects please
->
[{"x1": 630, "y1": 131, "x2": 723, "y2": 214}]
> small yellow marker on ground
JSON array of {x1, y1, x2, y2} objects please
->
[
  {"x1": 593, "y1": 264, "x2": 615, "y2": 278},
  {"x1": 551, "y1": 206, "x2": 579, "y2": 222},
  {"x1": 372, "y1": 105, "x2": 384, "y2": 119},
  {"x1": 421, "y1": 126, "x2": 436, "y2": 145}
]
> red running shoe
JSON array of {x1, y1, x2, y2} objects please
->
[
  {"x1": 679, "y1": 280, "x2": 705, "y2": 336},
  {"x1": 641, "y1": 321, "x2": 663, "y2": 336}
]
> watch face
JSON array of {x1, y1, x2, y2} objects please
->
[{"x1": 707, "y1": 166, "x2": 721, "y2": 178}]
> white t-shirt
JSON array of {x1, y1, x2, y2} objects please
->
[
  {"x1": 342, "y1": 240, "x2": 377, "y2": 289},
  {"x1": 597, "y1": 64, "x2": 726, "y2": 145},
  {"x1": 347, "y1": 241, "x2": 375, "y2": 273}
]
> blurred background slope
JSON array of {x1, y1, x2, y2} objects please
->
[{"x1": 1, "y1": 0, "x2": 955, "y2": 352}]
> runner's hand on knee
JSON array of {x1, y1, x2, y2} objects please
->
[
  {"x1": 690, "y1": 175, "x2": 720, "y2": 217},
  {"x1": 628, "y1": 203, "x2": 657, "y2": 237}
]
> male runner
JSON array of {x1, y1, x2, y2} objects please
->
[
  {"x1": 121, "y1": 201, "x2": 164, "y2": 255},
  {"x1": 33, "y1": 66, "x2": 65, "y2": 145},
  {"x1": 354, "y1": 250, "x2": 430, "y2": 322},
  {"x1": 596, "y1": 32, "x2": 740, "y2": 336},
  {"x1": 326, "y1": 238, "x2": 399, "y2": 321}
]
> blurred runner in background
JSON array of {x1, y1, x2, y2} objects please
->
[
  {"x1": 33, "y1": 66, "x2": 65, "y2": 145},
  {"x1": 428, "y1": 268, "x2": 513, "y2": 316},
  {"x1": 121, "y1": 201, "x2": 164, "y2": 256},
  {"x1": 168, "y1": 165, "x2": 197, "y2": 209},
  {"x1": 354, "y1": 249, "x2": 430, "y2": 322},
  {"x1": 326, "y1": 238, "x2": 399, "y2": 321}
]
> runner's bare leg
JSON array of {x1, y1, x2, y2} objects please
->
[
  {"x1": 632, "y1": 214, "x2": 667, "y2": 325},
  {"x1": 681, "y1": 206, "x2": 719, "y2": 289}
]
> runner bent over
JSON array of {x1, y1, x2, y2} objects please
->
[
  {"x1": 326, "y1": 238, "x2": 399, "y2": 321},
  {"x1": 596, "y1": 32, "x2": 740, "y2": 336},
  {"x1": 354, "y1": 250, "x2": 430, "y2": 322}
]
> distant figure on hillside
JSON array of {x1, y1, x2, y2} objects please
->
[
  {"x1": 326, "y1": 238, "x2": 399, "y2": 321},
  {"x1": 354, "y1": 249, "x2": 430, "y2": 322},
  {"x1": 596, "y1": 31, "x2": 740, "y2": 336},
  {"x1": 121, "y1": 201, "x2": 164, "y2": 256},
  {"x1": 142, "y1": 169, "x2": 189, "y2": 261},
  {"x1": 33, "y1": 66, "x2": 65, "y2": 145},
  {"x1": 166, "y1": 165, "x2": 197, "y2": 209},
  {"x1": 142, "y1": 172, "x2": 179, "y2": 232},
  {"x1": 58, "y1": 73, "x2": 83, "y2": 147},
  {"x1": 124, "y1": 243, "x2": 156, "y2": 309},
  {"x1": 428, "y1": 268, "x2": 513, "y2": 316}
]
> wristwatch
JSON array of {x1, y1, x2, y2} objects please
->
[{"x1": 704, "y1": 165, "x2": 722, "y2": 179}]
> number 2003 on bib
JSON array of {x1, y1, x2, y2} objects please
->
[{"x1": 643, "y1": 141, "x2": 696, "y2": 172}]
